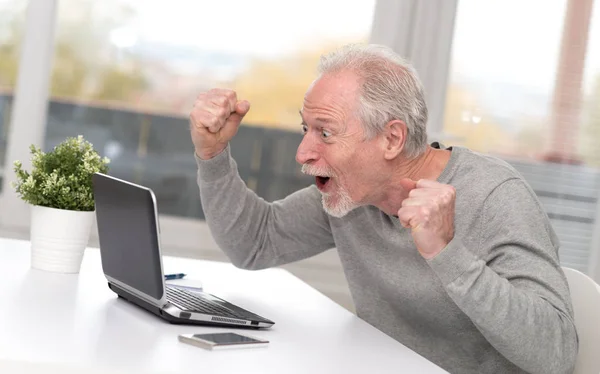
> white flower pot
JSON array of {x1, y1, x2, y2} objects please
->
[{"x1": 29, "y1": 205, "x2": 95, "y2": 273}]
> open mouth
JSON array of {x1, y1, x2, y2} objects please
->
[{"x1": 315, "y1": 176, "x2": 331, "y2": 190}]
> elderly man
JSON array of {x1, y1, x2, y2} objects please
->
[{"x1": 189, "y1": 44, "x2": 577, "y2": 373}]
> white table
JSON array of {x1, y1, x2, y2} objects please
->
[{"x1": 0, "y1": 238, "x2": 447, "y2": 374}]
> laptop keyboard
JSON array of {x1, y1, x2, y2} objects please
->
[{"x1": 165, "y1": 286, "x2": 270, "y2": 322}]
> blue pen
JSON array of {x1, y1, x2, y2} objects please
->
[{"x1": 164, "y1": 273, "x2": 186, "y2": 280}]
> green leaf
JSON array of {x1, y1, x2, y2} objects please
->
[{"x1": 11, "y1": 135, "x2": 111, "y2": 211}]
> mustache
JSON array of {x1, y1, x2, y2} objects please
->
[{"x1": 301, "y1": 164, "x2": 335, "y2": 177}]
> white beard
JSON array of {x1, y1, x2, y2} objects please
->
[
  {"x1": 301, "y1": 163, "x2": 358, "y2": 217},
  {"x1": 320, "y1": 184, "x2": 358, "y2": 218}
]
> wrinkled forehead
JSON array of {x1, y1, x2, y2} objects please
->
[{"x1": 302, "y1": 71, "x2": 361, "y2": 118}]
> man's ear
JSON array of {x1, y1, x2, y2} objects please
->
[{"x1": 383, "y1": 120, "x2": 407, "y2": 160}]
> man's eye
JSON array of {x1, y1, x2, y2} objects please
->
[
  {"x1": 321, "y1": 129, "x2": 332, "y2": 139},
  {"x1": 301, "y1": 124, "x2": 308, "y2": 134}
]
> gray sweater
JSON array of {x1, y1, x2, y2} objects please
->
[{"x1": 195, "y1": 144, "x2": 578, "y2": 374}]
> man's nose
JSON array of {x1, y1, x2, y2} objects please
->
[{"x1": 296, "y1": 134, "x2": 319, "y2": 165}]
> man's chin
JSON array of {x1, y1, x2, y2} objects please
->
[
  {"x1": 321, "y1": 194, "x2": 358, "y2": 218},
  {"x1": 323, "y1": 205, "x2": 355, "y2": 218}
]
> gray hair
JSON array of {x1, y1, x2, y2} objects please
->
[{"x1": 317, "y1": 44, "x2": 428, "y2": 159}]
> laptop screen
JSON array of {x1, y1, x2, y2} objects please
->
[{"x1": 92, "y1": 173, "x2": 164, "y2": 301}]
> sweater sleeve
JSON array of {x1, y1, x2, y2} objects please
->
[
  {"x1": 195, "y1": 145, "x2": 335, "y2": 270},
  {"x1": 427, "y1": 178, "x2": 578, "y2": 374}
]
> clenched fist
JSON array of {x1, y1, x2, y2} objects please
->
[
  {"x1": 398, "y1": 178, "x2": 456, "y2": 259},
  {"x1": 189, "y1": 89, "x2": 250, "y2": 160}
]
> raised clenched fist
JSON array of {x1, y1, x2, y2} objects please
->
[{"x1": 189, "y1": 88, "x2": 250, "y2": 160}]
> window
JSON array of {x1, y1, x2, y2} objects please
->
[
  {"x1": 47, "y1": 0, "x2": 375, "y2": 219},
  {"x1": 444, "y1": 0, "x2": 600, "y2": 273},
  {"x1": 445, "y1": 0, "x2": 600, "y2": 162},
  {"x1": 0, "y1": 0, "x2": 26, "y2": 193}
]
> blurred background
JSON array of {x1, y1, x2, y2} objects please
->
[{"x1": 1, "y1": 0, "x2": 599, "y2": 311}]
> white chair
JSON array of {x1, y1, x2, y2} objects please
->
[{"x1": 562, "y1": 267, "x2": 600, "y2": 374}]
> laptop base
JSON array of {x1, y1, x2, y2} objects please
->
[{"x1": 108, "y1": 282, "x2": 261, "y2": 329}]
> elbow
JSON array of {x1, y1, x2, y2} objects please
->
[
  {"x1": 208, "y1": 226, "x2": 271, "y2": 271},
  {"x1": 522, "y1": 315, "x2": 578, "y2": 374},
  {"x1": 555, "y1": 349, "x2": 577, "y2": 374},
  {"x1": 217, "y1": 225, "x2": 277, "y2": 271},
  {"x1": 224, "y1": 244, "x2": 273, "y2": 271},
  {"x1": 227, "y1": 255, "x2": 250, "y2": 270},
  {"x1": 215, "y1": 242, "x2": 260, "y2": 270},
  {"x1": 564, "y1": 328, "x2": 579, "y2": 374},
  {"x1": 553, "y1": 319, "x2": 579, "y2": 374},
  {"x1": 229, "y1": 255, "x2": 264, "y2": 271}
]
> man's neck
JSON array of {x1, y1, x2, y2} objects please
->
[{"x1": 375, "y1": 146, "x2": 452, "y2": 216}]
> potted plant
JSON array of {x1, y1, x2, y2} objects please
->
[{"x1": 12, "y1": 135, "x2": 110, "y2": 273}]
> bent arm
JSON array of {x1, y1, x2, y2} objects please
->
[
  {"x1": 428, "y1": 179, "x2": 578, "y2": 374},
  {"x1": 196, "y1": 146, "x2": 335, "y2": 270}
]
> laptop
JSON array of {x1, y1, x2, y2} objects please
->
[{"x1": 92, "y1": 172, "x2": 275, "y2": 329}]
